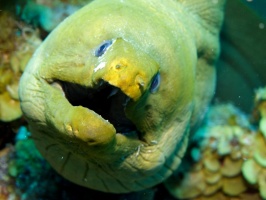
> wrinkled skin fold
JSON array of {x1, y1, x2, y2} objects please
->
[{"x1": 19, "y1": 0, "x2": 225, "y2": 193}]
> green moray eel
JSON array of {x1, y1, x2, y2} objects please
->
[{"x1": 18, "y1": 0, "x2": 266, "y2": 195}]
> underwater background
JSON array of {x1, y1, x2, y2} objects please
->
[{"x1": 0, "y1": 0, "x2": 266, "y2": 199}]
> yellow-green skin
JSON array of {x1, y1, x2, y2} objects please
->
[{"x1": 19, "y1": 0, "x2": 225, "y2": 193}]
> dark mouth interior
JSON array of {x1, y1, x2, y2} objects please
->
[{"x1": 60, "y1": 81, "x2": 137, "y2": 134}]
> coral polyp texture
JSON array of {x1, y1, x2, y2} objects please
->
[
  {"x1": 0, "y1": 11, "x2": 42, "y2": 122},
  {"x1": 166, "y1": 87, "x2": 266, "y2": 200}
]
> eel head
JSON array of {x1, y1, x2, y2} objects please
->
[{"x1": 18, "y1": 0, "x2": 219, "y2": 193}]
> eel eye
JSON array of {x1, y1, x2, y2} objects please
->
[
  {"x1": 95, "y1": 40, "x2": 113, "y2": 57},
  {"x1": 150, "y1": 73, "x2": 160, "y2": 93}
]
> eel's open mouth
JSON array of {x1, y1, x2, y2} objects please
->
[{"x1": 59, "y1": 81, "x2": 139, "y2": 135}]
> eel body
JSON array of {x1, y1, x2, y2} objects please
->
[{"x1": 19, "y1": 0, "x2": 226, "y2": 194}]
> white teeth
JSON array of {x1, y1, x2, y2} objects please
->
[
  {"x1": 99, "y1": 80, "x2": 104, "y2": 86},
  {"x1": 51, "y1": 82, "x2": 65, "y2": 96},
  {"x1": 108, "y1": 87, "x2": 119, "y2": 98},
  {"x1": 123, "y1": 97, "x2": 130, "y2": 106}
]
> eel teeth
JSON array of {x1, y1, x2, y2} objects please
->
[
  {"x1": 108, "y1": 87, "x2": 119, "y2": 98},
  {"x1": 123, "y1": 96, "x2": 130, "y2": 107}
]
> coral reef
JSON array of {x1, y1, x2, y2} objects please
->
[
  {"x1": 8, "y1": 126, "x2": 63, "y2": 200},
  {"x1": 0, "y1": 146, "x2": 18, "y2": 200},
  {"x1": 0, "y1": 1, "x2": 92, "y2": 122},
  {"x1": 165, "y1": 87, "x2": 266, "y2": 200},
  {"x1": 0, "y1": 11, "x2": 42, "y2": 122},
  {"x1": 165, "y1": 103, "x2": 253, "y2": 199},
  {"x1": 242, "y1": 87, "x2": 266, "y2": 199}
]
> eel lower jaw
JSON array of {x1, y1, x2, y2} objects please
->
[{"x1": 53, "y1": 80, "x2": 144, "y2": 141}]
